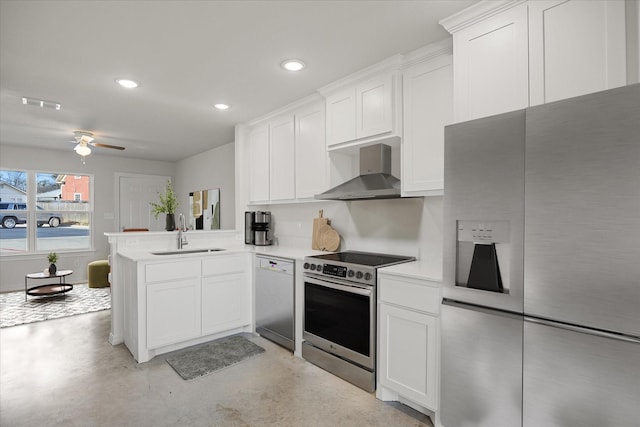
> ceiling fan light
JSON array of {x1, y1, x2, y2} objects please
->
[{"x1": 74, "y1": 144, "x2": 91, "y2": 156}]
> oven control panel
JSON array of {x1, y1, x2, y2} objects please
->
[
  {"x1": 303, "y1": 261, "x2": 375, "y2": 285},
  {"x1": 322, "y1": 263, "x2": 348, "y2": 278}
]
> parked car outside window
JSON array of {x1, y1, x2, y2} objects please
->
[{"x1": 0, "y1": 203, "x2": 62, "y2": 229}]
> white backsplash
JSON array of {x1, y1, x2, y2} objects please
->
[{"x1": 266, "y1": 196, "x2": 443, "y2": 273}]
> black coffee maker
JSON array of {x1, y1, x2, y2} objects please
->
[{"x1": 245, "y1": 211, "x2": 272, "y2": 246}]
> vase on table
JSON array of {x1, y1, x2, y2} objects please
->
[
  {"x1": 48, "y1": 263, "x2": 57, "y2": 275},
  {"x1": 165, "y1": 213, "x2": 176, "y2": 231}
]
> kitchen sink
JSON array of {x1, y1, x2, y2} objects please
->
[{"x1": 151, "y1": 248, "x2": 225, "y2": 255}]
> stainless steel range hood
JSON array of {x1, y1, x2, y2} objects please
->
[{"x1": 315, "y1": 144, "x2": 401, "y2": 201}]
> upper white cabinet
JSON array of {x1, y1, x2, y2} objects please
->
[
  {"x1": 245, "y1": 96, "x2": 327, "y2": 204},
  {"x1": 402, "y1": 49, "x2": 453, "y2": 196},
  {"x1": 325, "y1": 87, "x2": 356, "y2": 145},
  {"x1": 443, "y1": 2, "x2": 529, "y2": 123},
  {"x1": 269, "y1": 114, "x2": 295, "y2": 201},
  {"x1": 295, "y1": 101, "x2": 328, "y2": 199},
  {"x1": 323, "y1": 66, "x2": 401, "y2": 149},
  {"x1": 440, "y1": 0, "x2": 631, "y2": 122},
  {"x1": 528, "y1": 0, "x2": 627, "y2": 105},
  {"x1": 248, "y1": 124, "x2": 270, "y2": 203},
  {"x1": 356, "y1": 73, "x2": 394, "y2": 140}
]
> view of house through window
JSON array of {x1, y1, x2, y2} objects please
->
[{"x1": 0, "y1": 170, "x2": 92, "y2": 254}]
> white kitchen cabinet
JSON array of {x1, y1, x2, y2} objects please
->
[
  {"x1": 528, "y1": 0, "x2": 627, "y2": 106},
  {"x1": 201, "y1": 254, "x2": 250, "y2": 335},
  {"x1": 294, "y1": 101, "x2": 327, "y2": 199},
  {"x1": 248, "y1": 124, "x2": 270, "y2": 203},
  {"x1": 325, "y1": 72, "x2": 398, "y2": 148},
  {"x1": 147, "y1": 277, "x2": 201, "y2": 348},
  {"x1": 440, "y1": 0, "x2": 631, "y2": 122},
  {"x1": 447, "y1": 2, "x2": 529, "y2": 123},
  {"x1": 402, "y1": 54, "x2": 453, "y2": 196},
  {"x1": 146, "y1": 260, "x2": 202, "y2": 349},
  {"x1": 377, "y1": 273, "x2": 441, "y2": 412},
  {"x1": 325, "y1": 87, "x2": 356, "y2": 146},
  {"x1": 356, "y1": 73, "x2": 394, "y2": 140},
  {"x1": 269, "y1": 114, "x2": 295, "y2": 201},
  {"x1": 122, "y1": 253, "x2": 252, "y2": 363}
]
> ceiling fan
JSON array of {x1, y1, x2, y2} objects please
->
[{"x1": 72, "y1": 130, "x2": 125, "y2": 157}]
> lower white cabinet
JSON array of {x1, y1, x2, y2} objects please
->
[
  {"x1": 123, "y1": 253, "x2": 251, "y2": 363},
  {"x1": 377, "y1": 272, "x2": 441, "y2": 414},
  {"x1": 201, "y1": 254, "x2": 250, "y2": 335},
  {"x1": 147, "y1": 277, "x2": 201, "y2": 348},
  {"x1": 202, "y1": 273, "x2": 248, "y2": 335}
]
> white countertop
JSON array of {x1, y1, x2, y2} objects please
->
[
  {"x1": 378, "y1": 257, "x2": 442, "y2": 283},
  {"x1": 117, "y1": 244, "x2": 331, "y2": 262}
]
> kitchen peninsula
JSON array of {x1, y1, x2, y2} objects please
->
[{"x1": 105, "y1": 229, "x2": 327, "y2": 362}]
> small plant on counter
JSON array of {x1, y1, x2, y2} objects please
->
[{"x1": 150, "y1": 180, "x2": 178, "y2": 218}]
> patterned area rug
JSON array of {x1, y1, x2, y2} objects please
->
[
  {"x1": 166, "y1": 335, "x2": 265, "y2": 381},
  {"x1": 0, "y1": 284, "x2": 111, "y2": 328}
]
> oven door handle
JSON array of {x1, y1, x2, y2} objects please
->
[{"x1": 305, "y1": 276, "x2": 372, "y2": 296}]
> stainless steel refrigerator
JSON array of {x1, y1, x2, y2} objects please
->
[{"x1": 441, "y1": 84, "x2": 640, "y2": 427}]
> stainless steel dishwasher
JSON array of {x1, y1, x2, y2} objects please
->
[{"x1": 255, "y1": 255, "x2": 294, "y2": 351}]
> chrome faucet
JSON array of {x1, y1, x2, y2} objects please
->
[{"x1": 178, "y1": 213, "x2": 188, "y2": 249}]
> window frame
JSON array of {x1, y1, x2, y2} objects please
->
[{"x1": 0, "y1": 168, "x2": 95, "y2": 257}]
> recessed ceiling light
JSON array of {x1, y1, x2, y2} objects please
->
[
  {"x1": 115, "y1": 78, "x2": 140, "y2": 89},
  {"x1": 281, "y1": 59, "x2": 306, "y2": 72},
  {"x1": 213, "y1": 103, "x2": 231, "y2": 110}
]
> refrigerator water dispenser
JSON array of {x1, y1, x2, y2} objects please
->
[{"x1": 456, "y1": 220, "x2": 510, "y2": 293}]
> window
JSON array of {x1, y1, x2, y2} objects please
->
[{"x1": 0, "y1": 170, "x2": 93, "y2": 255}]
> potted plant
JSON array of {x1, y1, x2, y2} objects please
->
[
  {"x1": 150, "y1": 180, "x2": 179, "y2": 231},
  {"x1": 47, "y1": 252, "x2": 58, "y2": 275}
]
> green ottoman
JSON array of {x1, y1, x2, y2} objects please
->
[{"x1": 88, "y1": 260, "x2": 110, "y2": 288}]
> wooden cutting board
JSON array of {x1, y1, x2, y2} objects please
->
[
  {"x1": 318, "y1": 224, "x2": 340, "y2": 251},
  {"x1": 312, "y1": 209, "x2": 328, "y2": 250}
]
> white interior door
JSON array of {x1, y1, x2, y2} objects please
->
[{"x1": 117, "y1": 174, "x2": 171, "y2": 231}]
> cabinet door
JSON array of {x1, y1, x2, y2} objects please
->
[
  {"x1": 147, "y1": 278, "x2": 201, "y2": 348},
  {"x1": 326, "y1": 87, "x2": 356, "y2": 147},
  {"x1": 201, "y1": 273, "x2": 249, "y2": 335},
  {"x1": 269, "y1": 115, "x2": 295, "y2": 201},
  {"x1": 295, "y1": 102, "x2": 327, "y2": 199},
  {"x1": 379, "y1": 303, "x2": 438, "y2": 409},
  {"x1": 402, "y1": 56, "x2": 452, "y2": 195},
  {"x1": 529, "y1": 0, "x2": 627, "y2": 106},
  {"x1": 248, "y1": 124, "x2": 270, "y2": 203},
  {"x1": 356, "y1": 73, "x2": 393, "y2": 139},
  {"x1": 453, "y1": 3, "x2": 529, "y2": 122}
]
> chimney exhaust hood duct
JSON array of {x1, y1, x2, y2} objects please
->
[{"x1": 315, "y1": 144, "x2": 401, "y2": 201}]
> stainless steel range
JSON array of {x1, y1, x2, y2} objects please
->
[{"x1": 302, "y1": 251, "x2": 415, "y2": 392}]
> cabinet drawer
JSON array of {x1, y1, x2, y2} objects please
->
[
  {"x1": 379, "y1": 275, "x2": 440, "y2": 315},
  {"x1": 145, "y1": 260, "x2": 201, "y2": 283},
  {"x1": 202, "y1": 254, "x2": 247, "y2": 277}
]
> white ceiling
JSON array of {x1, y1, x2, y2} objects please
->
[{"x1": 0, "y1": 0, "x2": 475, "y2": 162}]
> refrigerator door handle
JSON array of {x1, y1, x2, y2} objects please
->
[
  {"x1": 524, "y1": 316, "x2": 640, "y2": 344},
  {"x1": 442, "y1": 298, "x2": 523, "y2": 320}
]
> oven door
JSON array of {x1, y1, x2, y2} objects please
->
[{"x1": 303, "y1": 274, "x2": 375, "y2": 370}]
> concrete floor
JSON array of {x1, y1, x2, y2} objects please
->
[{"x1": 1, "y1": 311, "x2": 432, "y2": 426}]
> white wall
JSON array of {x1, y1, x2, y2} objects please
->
[
  {"x1": 175, "y1": 142, "x2": 235, "y2": 230},
  {"x1": 0, "y1": 144, "x2": 175, "y2": 292},
  {"x1": 255, "y1": 196, "x2": 444, "y2": 276}
]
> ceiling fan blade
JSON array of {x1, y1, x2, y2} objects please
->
[{"x1": 91, "y1": 142, "x2": 125, "y2": 150}]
